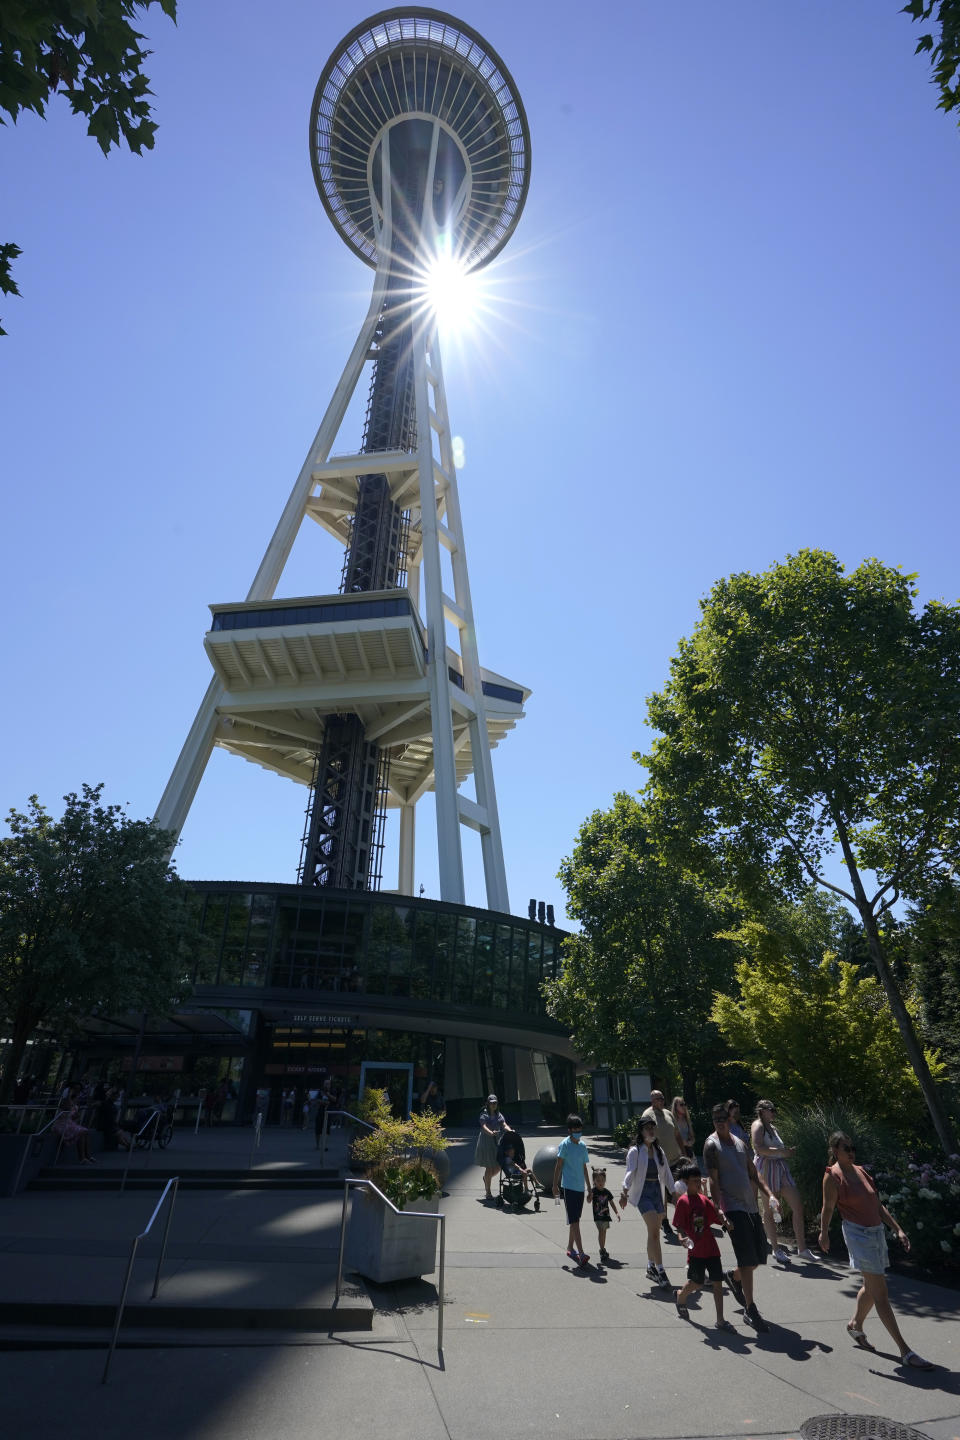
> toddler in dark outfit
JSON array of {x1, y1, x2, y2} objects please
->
[{"x1": 590, "y1": 1167, "x2": 621, "y2": 1262}]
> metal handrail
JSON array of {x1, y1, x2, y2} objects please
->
[
  {"x1": 119, "y1": 1109, "x2": 162, "y2": 1194},
  {"x1": 102, "y1": 1176, "x2": 179, "y2": 1383},
  {"x1": 8, "y1": 1104, "x2": 68, "y2": 1194},
  {"x1": 247, "y1": 1109, "x2": 263, "y2": 1169},
  {"x1": 334, "y1": 1177, "x2": 446, "y2": 1359},
  {"x1": 318, "y1": 1107, "x2": 373, "y2": 1165},
  {"x1": 0, "y1": 1101, "x2": 61, "y2": 1136}
]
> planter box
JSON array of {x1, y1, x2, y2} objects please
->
[
  {"x1": 345, "y1": 1188, "x2": 441, "y2": 1283},
  {"x1": 0, "y1": 1132, "x2": 57, "y2": 1197}
]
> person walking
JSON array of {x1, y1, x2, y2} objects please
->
[
  {"x1": 751, "y1": 1099, "x2": 816, "y2": 1261},
  {"x1": 672, "y1": 1161, "x2": 736, "y2": 1331},
  {"x1": 590, "y1": 1166, "x2": 621, "y2": 1263},
  {"x1": 475, "y1": 1095, "x2": 508, "y2": 1201},
  {"x1": 620, "y1": 1114, "x2": 682, "y2": 1289},
  {"x1": 552, "y1": 1113, "x2": 592, "y2": 1266},
  {"x1": 641, "y1": 1090, "x2": 685, "y2": 1239},
  {"x1": 671, "y1": 1096, "x2": 695, "y2": 1157},
  {"x1": 819, "y1": 1131, "x2": 933, "y2": 1369},
  {"x1": 704, "y1": 1102, "x2": 774, "y2": 1332}
]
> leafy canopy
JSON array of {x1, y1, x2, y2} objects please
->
[
  {"x1": 712, "y1": 893, "x2": 943, "y2": 1132},
  {"x1": 642, "y1": 549, "x2": 960, "y2": 1154},
  {"x1": 0, "y1": 1, "x2": 177, "y2": 332},
  {"x1": 0, "y1": 782, "x2": 197, "y2": 1100},
  {"x1": 895, "y1": 879, "x2": 960, "y2": 1088},
  {"x1": 547, "y1": 792, "x2": 736, "y2": 1089},
  {"x1": 903, "y1": 0, "x2": 960, "y2": 124},
  {"x1": 643, "y1": 551, "x2": 960, "y2": 915}
]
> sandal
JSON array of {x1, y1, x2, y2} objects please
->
[
  {"x1": 847, "y1": 1323, "x2": 875, "y2": 1351},
  {"x1": 901, "y1": 1350, "x2": 934, "y2": 1371},
  {"x1": 674, "y1": 1290, "x2": 690, "y2": 1321}
]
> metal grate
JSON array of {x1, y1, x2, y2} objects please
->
[{"x1": 800, "y1": 1416, "x2": 932, "y2": 1440}]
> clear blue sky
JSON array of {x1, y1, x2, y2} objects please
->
[{"x1": 2, "y1": 1, "x2": 958, "y2": 920}]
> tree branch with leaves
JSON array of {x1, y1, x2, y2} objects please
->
[{"x1": 0, "y1": 0, "x2": 177, "y2": 333}]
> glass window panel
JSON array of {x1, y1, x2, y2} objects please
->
[
  {"x1": 507, "y1": 926, "x2": 524, "y2": 1011},
  {"x1": 219, "y1": 947, "x2": 244, "y2": 986},
  {"x1": 454, "y1": 916, "x2": 476, "y2": 1002},
  {"x1": 434, "y1": 913, "x2": 455, "y2": 1001},
  {"x1": 409, "y1": 909, "x2": 434, "y2": 999},
  {"x1": 493, "y1": 924, "x2": 512, "y2": 1008},
  {"x1": 473, "y1": 919, "x2": 495, "y2": 1007},
  {"x1": 524, "y1": 930, "x2": 544, "y2": 1013}
]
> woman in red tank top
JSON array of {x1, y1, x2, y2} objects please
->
[{"x1": 819, "y1": 1131, "x2": 932, "y2": 1369}]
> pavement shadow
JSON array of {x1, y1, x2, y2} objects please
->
[{"x1": 866, "y1": 1354, "x2": 958, "y2": 1395}]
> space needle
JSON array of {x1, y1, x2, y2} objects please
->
[{"x1": 155, "y1": 10, "x2": 532, "y2": 912}]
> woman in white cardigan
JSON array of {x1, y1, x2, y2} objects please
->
[{"x1": 620, "y1": 1115, "x2": 684, "y2": 1288}]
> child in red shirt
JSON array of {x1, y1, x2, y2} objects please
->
[{"x1": 672, "y1": 1160, "x2": 736, "y2": 1330}]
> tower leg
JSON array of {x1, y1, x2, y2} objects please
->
[
  {"x1": 413, "y1": 322, "x2": 465, "y2": 904},
  {"x1": 154, "y1": 677, "x2": 221, "y2": 840},
  {"x1": 155, "y1": 250, "x2": 393, "y2": 847},
  {"x1": 398, "y1": 803, "x2": 416, "y2": 896}
]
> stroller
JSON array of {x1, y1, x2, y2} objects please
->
[{"x1": 496, "y1": 1127, "x2": 542, "y2": 1212}]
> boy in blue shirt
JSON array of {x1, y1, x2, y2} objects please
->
[{"x1": 552, "y1": 1113, "x2": 592, "y2": 1266}]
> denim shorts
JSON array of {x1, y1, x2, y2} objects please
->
[
  {"x1": 637, "y1": 1178, "x2": 664, "y2": 1215},
  {"x1": 842, "y1": 1219, "x2": 889, "y2": 1275}
]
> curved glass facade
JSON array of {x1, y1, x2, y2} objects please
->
[
  {"x1": 174, "y1": 883, "x2": 574, "y2": 1125},
  {"x1": 189, "y1": 883, "x2": 562, "y2": 1013}
]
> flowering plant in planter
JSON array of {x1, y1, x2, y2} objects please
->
[
  {"x1": 351, "y1": 1087, "x2": 448, "y2": 1209},
  {"x1": 875, "y1": 1155, "x2": 960, "y2": 1269}
]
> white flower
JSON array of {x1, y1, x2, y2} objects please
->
[
  {"x1": 918, "y1": 1187, "x2": 939, "y2": 1200},
  {"x1": 916, "y1": 1221, "x2": 924, "y2": 1229},
  {"x1": 952, "y1": 1222, "x2": 960, "y2": 1236},
  {"x1": 941, "y1": 1241, "x2": 953, "y2": 1253}
]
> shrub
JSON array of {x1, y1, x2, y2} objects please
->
[
  {"x1": 873, "y1": 1156, "x2": 960, "y2": 1270},
  {"x1": 351, "y1": 1087, "x2": 448, "y2": 1209},
  {"x1": 777, "y1": 1100, "x2": 901, "y2": 1232}
]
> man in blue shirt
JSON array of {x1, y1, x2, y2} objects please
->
[{"x1": 552, "y1": 1113, "x2": 592, "y2": 1266}]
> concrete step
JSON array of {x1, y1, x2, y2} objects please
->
[
  {"x1": 0, "y1": 1297, "x2": 372, "y2": 1332},
  {"x1": 28, "y1": 1166, "x2": 344, "y2": 1192}
]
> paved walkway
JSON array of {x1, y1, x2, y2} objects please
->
[{"x1": 0, "y1": 1125, "x2": 957, "y2": 1440}]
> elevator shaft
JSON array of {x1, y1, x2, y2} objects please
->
[{"x1": 299, "y1": 123, "x2": 436, "y2": 889}]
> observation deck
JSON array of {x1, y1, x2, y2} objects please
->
[
  {"x1": 203, "y1": 591, "x2": 529, "y2": 805},
  {"x1": 310, "y1": 7, "x2": 530, "y2": 270}
]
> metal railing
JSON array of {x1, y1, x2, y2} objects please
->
[
  {"x1": 7, "y1": 1104, "x2": 67, "y2": 1195},
  {"x1": 247, "y1": 1109, "x2": 263, "y2": 1169},
  {"x1": 334, "y1": 1177, "x2": 446, "y2": 1359},
  {"x1": 102, "y1": 1176, "x2": 179, "y2": 1383},
  {"x1": 119, "y1": 1109, "x2": 162, "y2": 1194},
  {"x1": 318, "y1": 1107, "x2": 373, "y2": 1166}
]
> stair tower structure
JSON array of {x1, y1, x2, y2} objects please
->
[{"x1": 155, "y1": 9, "x2": 532, "y2": 911}]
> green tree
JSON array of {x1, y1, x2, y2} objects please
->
[
  {"x1": 712, "y1": 893, "x2": 944, "y2": 1132},
  {"x1": 546, "y1": 792, "x2": 737, "y2": 1098},
  {"x1": 903, "y1": 0, "x2": 960, "y2": 125},
  {"x1": 0, "y1": 783, "x2": 197, "y2": 1101},
  {"x1": 0, "y1": 1, "x2": 177, "y2": 333},
  {"x1": 896, "y1": 880, "x2": 960, "y2": 1088},
  {"x1": 643, "y1": 550, "x2": 960, "y2": 1155}
]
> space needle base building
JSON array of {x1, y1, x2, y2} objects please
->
[{"x1": 147, "y1": 11, "x2": 575, "y2": 1124}]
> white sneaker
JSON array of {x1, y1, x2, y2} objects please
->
[
  {"x1": 796, "y1": 1248, "x2": 817, "y2": 1261},
  {"x1": 772, "y1": 1246, "x2": 791, "y2": 1263}
]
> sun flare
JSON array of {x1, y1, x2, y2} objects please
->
[{"x1": 422, "y1": 252, "x2": 478, "y2": 333}]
